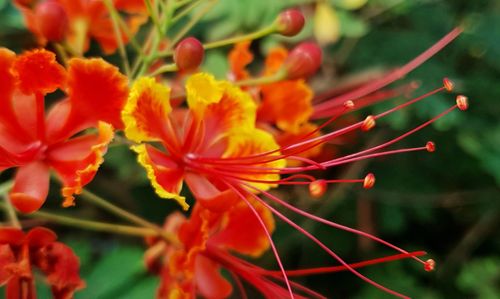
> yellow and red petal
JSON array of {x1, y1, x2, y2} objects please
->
[
  {"x1": 212, "y1": 200, "x2": 275, "y2": 257},
  {"x1": 65, "y1": 57, "x2": 128, "y2": 130},
  {"x1": 200, "y1": 81, "x2": 257, "y2": 144},
  {"x1": 47, "y1": 122, "x2": 114, "y2": 208},
  {"x1": 122, "y1": 77, "x2": 171, "y2": 143},
  {"x1": 186, "y1": 73, "x2": 224, "y2": 116},
  {"x1": 195, "y1": 255, "x2": 232, "y2": 299},
  {"x1": 228, "y1": 41, "x2": 253, "y2": 80},
  {"x1": 131, "y1": 144, "x2": 188, "y2": 210},
  {"x1": 9, "y1": 161, "x2": 50, "y2": 213},
  {"x1": 12, "y1": 49, "x2": 66, "y2": 95},
  {"x1": 224, "y1": 129, "x2": 285, "y2": 191},
  {"x1": 258, "y1": 80, "x2": 313, "y2": 133}
]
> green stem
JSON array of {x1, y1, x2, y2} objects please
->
[
  {"x1": 80, "y1": 189, "x2": 158, "y2": 230},
  {"x1": 0, "y1": 181, "x2": 20, "y2": 228},
  {"x1": 156, "y1": 21, "x2": 277, "y2": 59},
  {"x1": 169, "y1": 0, "x2": 219, "y2": 48},
  {"x1": 171, "y1": 0, "x2": 205, "y2": 24},
  {"x1": 23, "y1": 209, "x2": 158, "y2": 238},
  {"x1": 103, "y1": 0, "x2": 131, "y2": 76},
  {"x1": 148, "y1": 63, "x2": 178, "y2": 76},
  {"x1": 235, "y1": 69, "x2": 286, "y2": 86}
]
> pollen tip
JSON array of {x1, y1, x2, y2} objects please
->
[
  {"x1": 424, "y1": 259, "x2": 436, "y2": 272},
  {"x1": 344, "y1": 100, "x2": 355, "y2": 109},
  {"x1": 363, "y1": 173, "x2": 375, "y2": 189},
  {"x1": 361, "y1": 115, "x2": 376, "y2": 132},
  {"x1": 309, "y1": 179, "x2": 327, "y2": 198},
  {"x1": 426, "y1": 141, "x2": 436, "y2": 153},
  {"x1": 443, "y1": 77, "x2": 454, "y2": 92},
  {"x1": 456, "y1": 95, "x2": 469, "y2": 111}
]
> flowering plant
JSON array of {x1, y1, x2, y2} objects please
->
[{"x1": 0, "y1": 0, "x2": 480, "y2": 298}]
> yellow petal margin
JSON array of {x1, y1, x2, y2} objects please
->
[
  {"x1": 131, "y1": 144, "x2": 189, "y2": 211},
  {"x1": 185, "y1": 73, "x2": 224, "y2": 116},
  {"x1": 122, "y1": 77, "x2": 171, "y2": 143}
]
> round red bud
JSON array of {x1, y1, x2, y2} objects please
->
[
  {"x1": 276, "y1": 9, "x2": 305, "y2": 37},
  {"x1": 283, "y1": 42, "x2": 322, "y2": 79},
  {"x1": 174, "y1": 37, "x2": 205, "y2": 72},
  {"x1": 34, "y1": 0, "x2": 69, "y2": 42}
]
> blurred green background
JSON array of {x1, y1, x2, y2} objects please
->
[{"x1": 1, "y1": 0, "x2": 499, "y2": 298}]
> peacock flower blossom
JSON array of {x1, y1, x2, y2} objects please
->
[
  {"x1": 14, "y1": 0, "x2": 148, "y2": 54},
  {"x1": 0, "y1": 226, "x2": 84, "y2": 299},
  {"x1": 0, "y1": 48, "x2": 128, "y2": 213},
  {"x1": 145, "y1": 201, "x2": 276, "y2": 298},
  {"x1": 122, "y1": 73, "x2": 284, "y2": 211}
]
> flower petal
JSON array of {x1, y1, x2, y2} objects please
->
[
  {"x1": 47, "y1": 122, "x2": 114, "y2": 208},
  {"x1": 12, "y1": 49, "x2": 66, "y2": 95},
  {"x1": 9, "y1": 161, "x2": 50, "y2": 213},
  {"x1": 34, "y1": 242, "x2": 85, "y2": 298},
  {"x1": 0, "y1": 245, "x2": 15, "y2": 286},
  {"x1": 211, "y1": 200, "x2": 275, "y2": 257},
  {"x1": 0, "y1": 228, "x2": 25, "y2": 245},
  {"x1": 131, "y1": 144, "x2": 188, "y2": 210},
  {"x1": 61, "y1": 58, "x2": 128, "y2": 137},
  {"x1": 186, "y1": 73, "x2": 224, "y2": 115},
  {"x1": 184, "y1": 173, "x2": 238, "y2": 213},
  {"x1": 25, "y1": 227, "x2": 57, "y2": 248},
  {"x1": 122, "y1": 77, "x2": 172, "y2": 143},
  {"x1": 200, "y1": 82, "x2": 257, "y2": 145},
  {"x1": 224, "y1": 129, "x2": 285, "y2": 191},
  {"x1": 228, "y1": 41, "x2": 253, "y2": 80},
  {"x1": 195, "y1": 255, "x2": 232, "y2": 299},
  {"x1": 258, "y1": 80, "x2": 313, "y2": 133}
]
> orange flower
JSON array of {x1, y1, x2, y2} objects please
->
[
  {"x1": 0, "y1": 48, "x2": 128, "y2": 213},
  {"x1": 0, "y1": 227, "x2": 84, "y2": 299},
  {"x1": 122, "y1": 73, "x2": 284, "y2": 211},
  {"x1": 14, "y1": 0, "x2": 147, "y2": 54},
  {"x1": 146, "y1": 202, "x2": 288, "y2": 299}
]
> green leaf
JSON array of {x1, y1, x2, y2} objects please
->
[{"x1": 76, "y1": 246, "x2": 144, "y2": 299}]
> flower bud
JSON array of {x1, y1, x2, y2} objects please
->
[
  {"x1": 34, "y1": 0, "x2": 68, "y2": 42},
  {"x1": 283, "y1": 42, "x2": 322, "y2": 79},
  {"x1": 276, "y1": 9, "x2": 305, "y2": 37},
  {"x1": 174, "y1": 37, "x2": 205, "y2": 72}
]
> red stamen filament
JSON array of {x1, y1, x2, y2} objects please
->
[
  {"x1": 233, "y1": 182, "x2": 412, "y2": 299},
  {"x1": 265, "y1": 251, "x2": 427, "y2": 277}
]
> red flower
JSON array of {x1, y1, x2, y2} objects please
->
[
  {"x1": 0, "y1": 48, "x2": 128, "y2": 213},
  {"x1": 0, "y1": 227, "x2": 84, "y2": 299},
  {"x1": 14, "y1": 0, "x2": 148, "y2": 54}
]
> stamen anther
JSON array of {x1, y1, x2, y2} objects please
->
[
  {"x1": 361, "y1": 115, "x2": 376, "y2": 131},
  {"x1": 443, "y1": 77, "x2": 454, "y2": 92},
  {"x1": 363, "y1": 173, "x2": 375, "y2": 189},
  {"x1": 309, "y1": 179, "x2": 327, "y2": 198},
  {"x1": 424, "y1": 259, "x2": 436, "y2": 272},
  {"x1": 426, "y1": 141, "x2": 435, "y2": 153},
  {"x1": 456, "y1": 95, "x2": 468, "y2": 111},
  {"x1": 344, "y1": 100, "x2": 355, "y2": 109}
]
